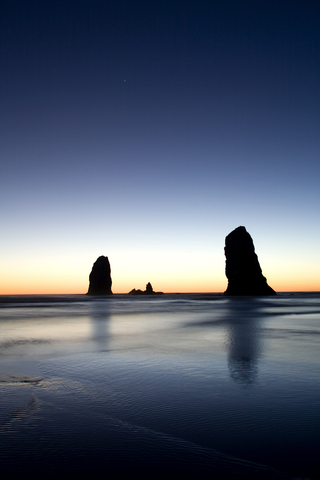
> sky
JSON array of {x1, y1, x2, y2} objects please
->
[{"x1": 1, "y1": 0, "x2": 319, "y2": 294}]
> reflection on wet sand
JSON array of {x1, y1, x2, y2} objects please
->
[
  {"x1": 225, "y1": 299, "x2": 263, "y2": 387},
  {"x1": 89, "y1": 302, "x2": 111, "y2": 350},
  {"x1": 0, "y1": 294, "x2": 319, "y2": 478}
]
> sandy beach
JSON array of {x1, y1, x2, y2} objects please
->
[{"x1": 1, "y1": 293, "x2": 319, "y2": 478}]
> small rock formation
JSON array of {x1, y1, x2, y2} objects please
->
[
  {"x1": 87, "y1": 256, "x2": 112, "y2": 295},
  {"x1": 224, "y1": 226, "x2": 276, "y2": 296},
  {"x1": 128, "y1": 282, "x2": 163, "y2": 295},
  {"x1": 145, "y1": 282, "x2": 154, "y2": 294}
]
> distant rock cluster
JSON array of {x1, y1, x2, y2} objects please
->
[
  {"x1": 224, "y1": 226, "x2": 276, "y2": 296},
  {"x1": 128, "y1": 282, "x2": 164, "y2": 295},
  {"x1": 87, "y1": 256, "x2": 112, "y2": 295}
]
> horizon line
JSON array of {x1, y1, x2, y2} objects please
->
[{"x1": 1, "y1": 289, "x2": 320, "y2": 296}]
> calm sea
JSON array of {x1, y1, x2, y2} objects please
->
[{"x1": 0, "y1": 293, "x2": 319, "y2": 478}]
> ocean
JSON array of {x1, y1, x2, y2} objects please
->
[{"x1": 0, "y1": 293, "x2": 319, "y2": 479}]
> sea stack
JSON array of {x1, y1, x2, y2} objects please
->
[
  {"x1": 87, "y1": 256, "x2": 112, "y2": 295},
  {"x1": 224, "y1": 226, "x2": 276, "y2": 295},
  {"x1": 145, "y1": 282, "x2": 154, "y2": 294}
]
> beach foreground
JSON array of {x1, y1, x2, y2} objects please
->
[{"x1": 0, "y1": 293, "x2": 319, "y2": 478}]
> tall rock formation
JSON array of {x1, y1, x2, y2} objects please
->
[
  {"x1": 224, "y1": 226, "x2": 276, "y2": 295},
  {"x1": 87, "y1": 256, "x2": 112, "y2": 295}
]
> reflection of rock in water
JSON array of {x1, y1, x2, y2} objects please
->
[
  {"x1": 228, "y1": 355, "x2": 258, "y2": 386},
  {"x1": 226, "y1": 306, "x2": 262, "y2": 386},
  {"x1": 90, "y1": 302, "x2": 110, "y2": 350}
]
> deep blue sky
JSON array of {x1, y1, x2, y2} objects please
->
[{"x1": 1, "y1": 0, "x2": 319, "y2": 293}]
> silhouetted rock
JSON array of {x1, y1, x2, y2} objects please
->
[
  {"x1": 224, "y1": 226, "x2": 276, "y2": 296},
  {"x1": 128, "y1": 289, "x2": 144, "y2": 295},
  {"x1": 128, "y1": 283, "x2": 163, "y2": 295},
  {"x1": 145, "y1": 282, "x2": 153, "y2": 294},
  {"x1": 87, "y1": 256, "x2": 112, "y2": 295}
]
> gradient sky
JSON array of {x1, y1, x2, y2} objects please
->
[{"x1": 1, "y1": 0, "x2": 319, "y2": 294}]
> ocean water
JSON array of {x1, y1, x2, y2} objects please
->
[{"x1": 0, "y1": 293, "x2": 319, "y2": 479}]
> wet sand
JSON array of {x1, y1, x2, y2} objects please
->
[{"x1": 1, "y1": 293, "x2": 319, "y2": 478}]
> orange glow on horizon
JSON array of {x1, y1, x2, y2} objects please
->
[
  {"x1": 1, "y1": 281, "x2": 319, "y2": 296},
  {"x1": 0, "y1": 255, "x2": 318, "y2": 296}
]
